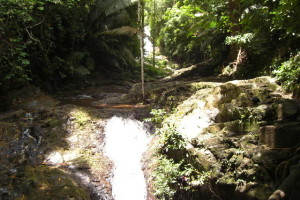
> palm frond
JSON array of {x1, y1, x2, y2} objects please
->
[
  {"x1": 119, "y1": 46, "x2": 136, "y2": 66},
  {"x1": 104, "y1": 26, "x2": 139, "y2": 35},
  {"x1": 90, "y1": 0, "x2": 135, "y2": 26},
  {"x1": 101, "y1": 26, "x2": 150, "y2": 39},
  {"x1": 102, "y1": 0, "x2": 133, "y2": 16}
]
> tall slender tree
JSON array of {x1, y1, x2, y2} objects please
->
[
  {"x1": 152, "y1": 0, "x2": 157, "y2": 69},
  {"x1": 138, "y1": 0, "x2": 145, "y2": 100}
]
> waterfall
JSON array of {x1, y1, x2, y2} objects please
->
[
  {"x1": 144, "y1": 26, "x2": 153, "y2": 56},
  {"x1": 104, "y1": 116, "x2": 150, "y2": 200}
]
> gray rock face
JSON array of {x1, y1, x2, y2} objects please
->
[{"x1": 146, "y1": 76, "x2": 300, "y2": 200}]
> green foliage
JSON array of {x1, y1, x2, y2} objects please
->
[
  {"x1": 143, "y1": 57, "x2": 172, "y2": 80},
  {"x1": 144, "y1": 64, "x2": 168, "y2": 80},
  {"x1": 269, "y1": 0, "x2": 300, "y2": 38},
  {"x1": 145, "y1": 109, "x2": 168, "y2": 128},
  {"x1": 159, "y1": 123, "x2": 186, "y2": 152},
  {"x1": 0, "y1": 0, "x2": 140, "y2": 94},
  {"x1": 225, "y1": 33, "x2": 255, "y2": 45},
  {"x1": 152, "y1": 121, "x2": 212, "y2": 199},
  {"x1": 153, "y1": 155, "x2": 212, "y2": 199},
  {"x1": 152, "y1": 156, "x2": 182, "y2": 199},
  {"x1": 154, "y1": 2, "x2": 225, "y2": 64},
  {"x1": 146, "y1": 0, "x2": 300, "y2": 80},
  {"x1": 0, "y1": 0, "x2": 33, "y2": 90},
  {"x1": 272, "y1": 52, "x2": 300, "y2": 92}
]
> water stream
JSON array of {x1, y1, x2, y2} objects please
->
[
  {"x1": 144, "y1": 26, "x2": 153, "y2": 56},
  {"x1": 104, "y1": 116, "x2": 150, "y2": 200}
]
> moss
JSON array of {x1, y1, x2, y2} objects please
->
[
  {"x1": 70, "y1": 149, "x2": 104, "y2": 169},
  {"x1": 2, "y1": 165, "x2": 89, "y2": 200},
  {"x1": 217, "y1": 174, "x2": 236, "y2": 185},
  {"x1": 71, "y1": 109, "x2": 91, "y2": 127},
  {"x1": 241, "y1": 120, "x2": 259, "y2": 133},
  {"x1": 24, "y1": 166, "x2": 89, "y2": 199},
  {"x1": 46, "y1": 118, "x2": 62, "y2": 128},
  {"x1": 43, "y1": 128, "x2": 69, "y2": 150},
  {"x1": 0, "y1": 122, "x2": 19, "y2": 140},
  {"x1": 247, "y1": 185, "x2": 273, "y2": 200},
  {"x1": 189, "y1": 82, "x2": 217, "y2": 91}
]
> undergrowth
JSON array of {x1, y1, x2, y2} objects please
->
[
  {"x1": 272, "y1": 52, "x2": 300, "y2": 94},
  {"x1": 147, "y1": 109, "x2": 212, "y2": 200}
]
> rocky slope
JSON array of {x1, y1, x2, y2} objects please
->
[{"x1": 143, "y1": 76, "x2": 300, "y2": 200}]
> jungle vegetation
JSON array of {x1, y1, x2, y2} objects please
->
[
  {"x1": 0, "y1": 0, "x2": 141, "y2": 94},
  {"x1": 146, "y1": 0, "x2": 300, "y2": 92},
  {"x1": 0, "y1": 0, "x2": 299, "y2": 98}
]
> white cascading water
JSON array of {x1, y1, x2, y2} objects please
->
[
  {"x1": 104, "y1": 116, "x2": 150, "y2": 200},
  {"x1": 144, "y1": 26, "x2": 153, "y2": 56}
]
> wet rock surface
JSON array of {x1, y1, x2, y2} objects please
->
[
  {"x1": 0, "y1": 109, "x2": 92, "y2": 200},
  {"x1": 0, "y1": 83, "x2": 151, "y2": 200},
  {"x1": 143, "y1": 76, "x2": 300, "y2": 200}
]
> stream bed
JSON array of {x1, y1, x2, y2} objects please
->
[
  {"x1": 58, "y1": 91, "x2": 153, "y2": 200},
  {"x1": 0, "y1": 84, "x2": 153, "y2": 200}
]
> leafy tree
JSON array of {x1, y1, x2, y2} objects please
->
[
  {"x1": 0, "y1": 0, "x2": 140, "y2": 94},
  {"x1": 145, "y1": 0, "x2": 227, "y2": 66},
  {"x1": 145, "y1": 0, "x2": 300, "y2": 86},
  {"x1": 272, "y1": 52, "x2": 300, "y2": 94}
]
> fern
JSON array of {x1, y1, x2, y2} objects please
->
[
  {"x1": 102, "y1": 26, "x2": 150, "y2": 40},
  {"x1": 102, "y1": 0, "x2": 133, "y2": 15},
  {"x1": 71, "y1": 66, "x2": 91, "y2": 77},
  {"x1": 90, "y1": 0, "x2": 134, "y2": 26},
  {"x1": 103, "y1": 26, "x2": 140, "y2": 36}
]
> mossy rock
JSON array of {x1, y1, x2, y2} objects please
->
[
  {"x1": 211, "y1": 120, "x2": 254, "y2": 136},
  {"x1": 72, "y1": 109, "x2": 92, "y2": 127},
  {"x1": 45, "y1": 118, "x2": 62, "y2": 128},
  {"x1": 0, "y1": 122, "x2": 19, "y2": 139},
  {"x1": 188, "y1": 148, "x2": 218, "y2": 171},
  {"x1": 247, "y1": 185, "x2": 273, "y2": 200},
  {"x1": 0, "y1": 165, "x2": 90, "y2": 200}
]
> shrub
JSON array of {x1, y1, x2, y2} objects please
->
[{"x1": 273, "y1": 52, "x2": 300, "y2": 92}]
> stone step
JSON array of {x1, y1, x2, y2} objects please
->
[
  {"x1": 277, "y1": 99, "x2": 300, "y2": 121},
  {"x1": 259, "y1": 122, "x2": 300, "y2": 148}
]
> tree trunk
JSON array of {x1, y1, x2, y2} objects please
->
[
  {"x1": 226, "y1": 0, "x2": 242, "y2": 63},
  {"x1": 152, "y1": 0, "x2": 156, "y2": 69},
  {"x1": 138, "y1": 0, "x2": 145, "y2": 101}
]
